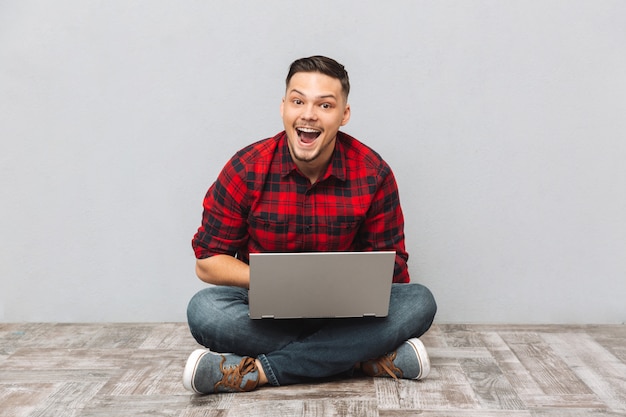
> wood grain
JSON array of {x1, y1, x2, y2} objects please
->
[{"x1": 1, "y1": 323, "x2": 625, "y2": 416}]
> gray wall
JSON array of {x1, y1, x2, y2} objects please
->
[{"x1": 1, "y1": 1, "x2": 625, "y2": 323}]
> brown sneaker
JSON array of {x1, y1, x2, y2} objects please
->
[
  {"x1": 362, "y1": 338, "x2": 430, "y2": 380},
  {"x1": 183, "y1": 349, "x2": 260, "y2": 394}
]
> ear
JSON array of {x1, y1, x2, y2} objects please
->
[
  {"x1": 280, "y1": 97, "x2": 285, "y2": 118},
  {"x1": 340, "y1": 103, "x2": 351, "y2": 126}
]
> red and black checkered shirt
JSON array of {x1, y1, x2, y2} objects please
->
[{"x1": 192, "y1": 130, "x2": 410, "y2": 283}]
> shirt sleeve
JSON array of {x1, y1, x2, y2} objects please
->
[
  {"x1": 359, "y1": 164, "x2": 410, "y2": 283},
  {"x1": 192, "y1": 154, "x2": 249, "y2": 259}
]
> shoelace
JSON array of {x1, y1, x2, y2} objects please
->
[
  {"x1": 214, "y1": 356, "x2": 259, "y2": 392},
  {"x1": 369, "y1": 351, "x2": 403, "y2": 380}
]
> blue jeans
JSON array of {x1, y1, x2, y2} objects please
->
[{"x1": 187, "y1": 283, "x2": 436, "y2": 386}]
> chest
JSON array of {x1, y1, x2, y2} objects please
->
[{"x1": 246, "y1": 175, "x2": 374, "y2": 251}]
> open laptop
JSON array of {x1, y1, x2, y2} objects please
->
[{"x1": 248, "y1": 251, "x2": 396, "y2": 319}]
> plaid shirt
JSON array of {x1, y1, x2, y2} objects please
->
[{"x1": 192, "y1": 131, "x2": 410, "y2": 283}]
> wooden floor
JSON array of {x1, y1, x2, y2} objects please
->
[{"x1": 1, "y1": 323, "x2": 625, "y2": 417}]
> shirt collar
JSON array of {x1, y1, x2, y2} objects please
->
[{"x1": 278, "y1": 131, "x2": 347, "y2": 182}]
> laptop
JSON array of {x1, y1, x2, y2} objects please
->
[{"x1": 248, "y1": 251, "x2": 396, "y2": 319}]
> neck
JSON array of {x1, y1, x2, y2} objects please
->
[
  {"x1": 297, "y1": 162, "x2": 327, "y2": 184},
  {"x1": 288, "y1": 135, "x2": 337, "y2": 184}
]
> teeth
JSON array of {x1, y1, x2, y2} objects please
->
[{"x1": 298, "y1": 127, "x2": 320, "y2": 133}]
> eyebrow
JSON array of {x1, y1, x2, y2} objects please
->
[{"x1": 289, "y1": 88, "x2": 337, "y2": 101}]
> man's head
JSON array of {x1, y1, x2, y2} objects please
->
[
  {"x1": 281, "y1": 56, "x2": 351, "y2": 182},
  {"x1": 286, "y1": 56, "x2": 350, "y2": 101}
]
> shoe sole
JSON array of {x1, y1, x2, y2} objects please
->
[
  {"x1": 406, "y1": 338, "x2": 430, "y2": 380},
  {"x1": 183, "y1": 349, "x2": 211, "y2": 393}
]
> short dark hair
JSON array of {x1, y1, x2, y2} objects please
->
[{"x1": 286, "y1": 56, "x2": 350, "y2": 99}]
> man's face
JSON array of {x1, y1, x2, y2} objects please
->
[{"x1": 281, "y1": 71, "x2": 350, "y2": 176}]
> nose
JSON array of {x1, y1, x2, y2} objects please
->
[{"x1": 301, "y1": 103, "x2": 318, "y2": 121}]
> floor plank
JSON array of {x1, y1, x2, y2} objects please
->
[{"x1": 0, "y1": 323, "x2": 624, "y2": 416}]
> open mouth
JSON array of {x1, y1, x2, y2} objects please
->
[{"x1": 296, "y1": 127, "x2": 322, "y2": 144}]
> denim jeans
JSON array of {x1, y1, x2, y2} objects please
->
[{"x1": 187, "y1": 283, "x2": 436, "y2": 386}]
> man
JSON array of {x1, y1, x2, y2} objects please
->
[{"x1": 184, "y1": 56, "x2": 437, "y2": 394}]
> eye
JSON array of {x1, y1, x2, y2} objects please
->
[
  {"x1": 320, "y1": 103, "x2": 332, "y2": 109},
  {"x1": 292, "y1": 98, "x2": 303, "y2": 105}
]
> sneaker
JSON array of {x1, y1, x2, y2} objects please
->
[
  {"x1": 183, "y1": 349, "x2": 260, "y2": 394},
  {"x1": 361, "y1": 338, "x2": 430, "y2": 380}
]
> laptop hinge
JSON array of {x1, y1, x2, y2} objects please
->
[
  {"x1": 363, "y1": 313, "x2": 377, "y2": 317},
  {"x1": 261, "y1": 315, "x2": 275, "y2": 319}
]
